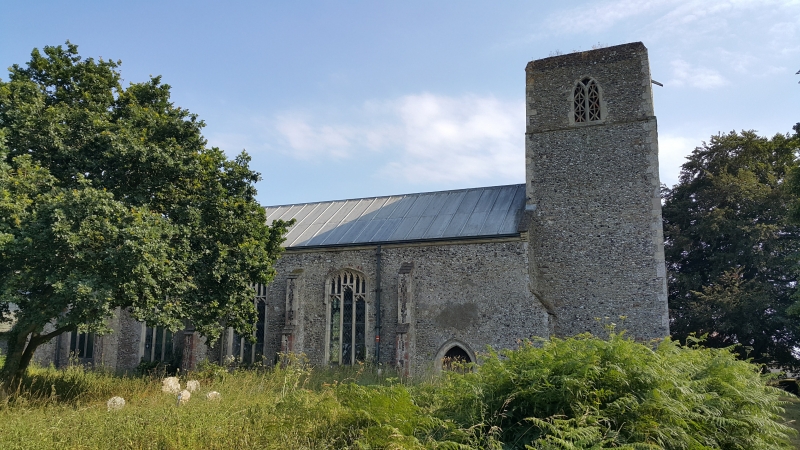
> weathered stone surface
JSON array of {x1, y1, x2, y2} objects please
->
[
  {"x1": 525, "y1": 42, "x2": 669, "y2": 339},
  {"x1": 266, "y1": 238, "x2": 550, "y2": 375}
]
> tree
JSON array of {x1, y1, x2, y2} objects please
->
[
  {"x1": 787, "y1": 123, "x2": 800, "y2": 221},
  {"x1": 0, "y1": 42, "x2": 291, "y2": 385},
  {"x1": 662, "y1": 129, "x2": 800, "y2": 369}
]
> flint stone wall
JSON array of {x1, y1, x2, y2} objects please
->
[
  {"x1": 265, "y1": 238, "x2": 550, "y2": 375},
  {"x1": 524, "y1": 42, "x2": 669, "y2": 339}
]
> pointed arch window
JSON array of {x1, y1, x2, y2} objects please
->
[
  {"x1": 573, "y1": 78, "x2": 602, "y2": 123},
  {"x1": 327, "y1": 270, "x2": 367, "y2": 365},
  {"x1": 229, "y1": 283, "x2": 269, "y2": 364}
]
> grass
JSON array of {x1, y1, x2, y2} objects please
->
[
  {"x1": 0, "y1": 336, "x2": 797, "y2": 449},
  {"x1": 0, "y1": 361, "x2": 448, "y2": 449},
  {"x1": 783, "y1": 395, "x2": 800, "y2": 449}
]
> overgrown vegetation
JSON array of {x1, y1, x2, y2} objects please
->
[{"x1": 0, "y1": 334, "x2": 796, "y2": 449}]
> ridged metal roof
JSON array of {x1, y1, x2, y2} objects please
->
[{"x1": 264, "y1": 184, "x2": 526, "y2": 248}]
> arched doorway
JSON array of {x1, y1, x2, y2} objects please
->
[
  {"x1": 435, "y1": 340, "x2": 476, "y2": 372},
  {"x1": 442, "y1": 345, "x2": 472, "y2": 371}
]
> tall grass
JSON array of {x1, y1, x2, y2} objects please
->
[
  {"x1": 0, "y1": 358, "x2": 455, "y2": 449},
  {"x1": 0, "y1": 334, "x2": 796, "y2": 449}
]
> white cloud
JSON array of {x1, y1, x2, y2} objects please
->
[
  {"x1": 386, "y1": 94, "x2": 523, "y2": 183},
  {"x1": 272, "y1": 93, "x2": 525, "y2": 184},
  {"x1": 274, "y1": 114, "x2": 358, "y2": 159},
  {"x1": 768, "y1": 20, "x2": 800, "y2": 56},
  {"x1": 659, "y1": 134, "x2": 699, "y2": 187},
  {"x1": 668, "y1": 60, "x2": 728, "y2": 89}
]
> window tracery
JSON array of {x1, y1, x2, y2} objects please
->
[
  {"x1": 216, "y1": 284, "x2": 269, "y2": 365},
  {"x1": 573, "y1": 78, "x2": 602, "y2": 123},
  {"x1": 327, "y1": 270, "x2": 367, "y2": 365},
  {"x1": 230, "y1": 283, "x2": 268, "y2": 364},
  {"x1": 141, "y1": 325, "x2": 173, "y2": 362}
]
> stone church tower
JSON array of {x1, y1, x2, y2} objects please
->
[{"x1": 523, "y1": 42, "x2": 669, "y2": 339}]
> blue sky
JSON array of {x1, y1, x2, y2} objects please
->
[{"x1": 2, "y1": 1, "x2": 798, "y2": 205}]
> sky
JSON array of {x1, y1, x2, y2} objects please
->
[{"x1": 1, "y1": 1, "x2": 799, "y2": 206}]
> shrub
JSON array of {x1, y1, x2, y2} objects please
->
[{"x1": 429, "y1": 333, "x2": 796, "y2": 449}]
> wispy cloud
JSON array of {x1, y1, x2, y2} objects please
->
[
  {"x1": 668, "y1": 60, "x2": 728, "y2": 89},
  {"x1": 533, "y1": 0, "x2": 800, "y2": 79},
  {"x1": 272, "y1": 93, "x2": 525, "y2": 184},
  {"x1": 767, "y1": 20, "x2": 800, "y2": 56},
  {"x1": 275, "y1": 114, "x2": 359, "y2": 159},
  {"x1": 544, "y1": 0, "x2": 794, "y2": 36},
  {"x1": 545, "y1": 0, "x2": 677, "y2": 33}
]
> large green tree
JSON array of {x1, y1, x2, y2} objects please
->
[
  {"x1": 663, "y1": 129, "x2": 800, "y2": 369},
  {"x1": 0, "y1": 42, "x2": 291, "y2": 385}
]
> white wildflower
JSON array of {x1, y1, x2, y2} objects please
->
[
  {"x1": 186, "y1": 380, "x2": 200, "y2": 392},
  {"x1": 107, "y1": 396, "x2": 126, "y2": 411},
  {"x1": 161, "y1": 376, "x2": 181, "y2": 394},
  {"x1": 206, "y1": 391, "x2": 221, "y2": 401},
  {"x1": 177, "y1": 389, "x2": 191, "y2": 406}
]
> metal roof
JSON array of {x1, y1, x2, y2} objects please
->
[{"x1": 264, "y1": 184, "x2": 526, "y2": 248}]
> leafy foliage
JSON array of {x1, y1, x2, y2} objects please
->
[
  {"x1": 0, "y1": 42, "x2": 291, "y2": 383},
  {"x1": 426, "y1": 333, "x2": 795, "y2": 449},
  {"x1": 662, "y1": 129, "x2": 800, "y2": 369}
]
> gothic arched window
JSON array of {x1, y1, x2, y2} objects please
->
[
  {"x1": 221, "y1": 283, "x2": 268, "y2": 365},
  {"x1": 327, "y1": 270, "x2": 367, "y2": 365},
  {"x1": 573, "y1": 78, "x2": 602, "y2": 123},
  {"x1": 231, "y1": 283, "x2": 268, "y2": 364}
]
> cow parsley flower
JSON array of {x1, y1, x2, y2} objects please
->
[
  {"x1": 162, "y1": 377, "x2": 181, "y2": 394},
  {"x1": 177, "y1": 389, "x2": 191, "y2": 406},
  {"x1": 107, "y1": 396, "x2": 126, "y2": 411},
  {"x1": 186, "y1": 380, "x2": 200, "y2": 392},
  {"x1": 206, "y1": 391, "x2": 221, "y2": 401}
]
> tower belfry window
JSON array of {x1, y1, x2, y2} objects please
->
[{"x1": 573, "y1": 78, "x2": 602, "y2": 123}]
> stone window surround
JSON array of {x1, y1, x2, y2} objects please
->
[
  {"x1": 69, "y1": 330, "x2": 95, "y2": 361},
  {"x1": 324, "y1": 268, "x2": 369, "y2": 366},
  {"x1": 434, "y1": 338, "x2": 476, "y2": 373},
  {"x1": 568, "y1": 76, "x2": 607, "y2": 126}
]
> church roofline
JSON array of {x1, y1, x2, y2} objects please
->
[
  {"x1": 263, "y1": 183, "x2": 525, "y2": 210},
  {"x1": 283, "y1": 232, "x2": 525, "y2": 252},
  {"x1": 266, "y1": 184, "x2": 527, "y2": 248}
]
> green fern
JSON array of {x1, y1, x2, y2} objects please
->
[{"x1": 430, "y1": 333, "x2": 796, "y2": 449}]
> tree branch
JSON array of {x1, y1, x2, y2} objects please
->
[{"x1": 33, "y1": 324, "x2": 76, "y2": 344}]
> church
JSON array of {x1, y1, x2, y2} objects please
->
[{"x1": 28, "y1": 42, "x2": 670, "y2": 376}]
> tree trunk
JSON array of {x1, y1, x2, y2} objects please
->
[
  {"x1": 0, "y1": 322, "x2": 37, "y2": 390},
  {"x1": 1, "y1": 322, "x2": 72, "y2": 390}
]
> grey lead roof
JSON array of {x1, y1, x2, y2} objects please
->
[{"x1": 264, "y1": 184, "x2": 526, "y2": 248}]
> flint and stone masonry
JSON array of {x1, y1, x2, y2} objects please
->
[
  {"x1": 524, "y1": 42, "x2": 669, "y2": 339},
  {"x1": 22, "y1": 42, "x2": 669, "y2": 376}
]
